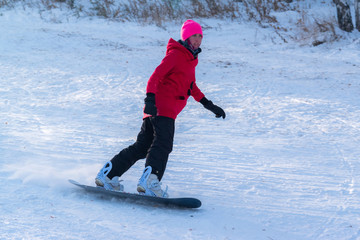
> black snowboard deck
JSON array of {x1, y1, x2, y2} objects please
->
[{"x1": 69, "y1": 179, "x2": 201, "y2": 209}]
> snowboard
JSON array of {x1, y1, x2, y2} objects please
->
[{"x1": 69, "y1": 179, "x2": 202, "y2": 209}]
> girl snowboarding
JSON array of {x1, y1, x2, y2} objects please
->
[{"x1": 95, "y1": 20, "x2": 226, "y2": 197}]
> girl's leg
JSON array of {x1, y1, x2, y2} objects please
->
[
  {"x1": 107, "y1": 118, "x2": 154, "y2": 179},
  {"x1": 145, "y1": 116, "x2": 175, "y2": 181}
]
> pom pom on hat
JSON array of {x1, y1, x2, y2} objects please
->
[{"x1": 181, "y1": 20, "x2": 203, "y2": 41}]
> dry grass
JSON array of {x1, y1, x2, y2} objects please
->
[
  {"x1": 242, "y1": 0, "x2": 292, "y2": 23},
  {"x1": 295, "y1": 10, "x2": 340, "y2": 46},
  {"x1": 87, "y1": 0, "x2": 241, "y2": 26},
  {"x1": 0, "y1": 0, "x2": 344, "y2": 45}
]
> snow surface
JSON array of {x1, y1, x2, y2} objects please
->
[{"x1": 1, "y1": 6, "x2": 360, "y2": 240}]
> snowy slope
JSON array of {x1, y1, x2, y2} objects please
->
[{"x1": 1, "y1": 7, "x2": 360, "y2": 240}]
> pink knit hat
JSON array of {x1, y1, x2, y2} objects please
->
[{"x1": 180, "y1": 20, "x2": 203, "y2": 41}]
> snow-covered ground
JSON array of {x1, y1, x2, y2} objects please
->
[{"x1": 1, "y1": 5, "x2": 360, "y2": 240}]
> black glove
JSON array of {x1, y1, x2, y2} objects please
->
[
  {"x1": 144, "y1": 93, "x2": 157, "y2": 116},
  {"x1": 200, "y1": 97, "x2": 226, "y2": 119}
]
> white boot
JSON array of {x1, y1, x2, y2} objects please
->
[
  {"x1": 95, "y1": 161, "x2": 124, "y2": 191},
  {"x1": 137, "y1": 166, "x2": 169, "y2": 198}
]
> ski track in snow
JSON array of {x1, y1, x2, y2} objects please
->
[{"x1": 1, "y1": 9, "x2": 360, "y2": 240}]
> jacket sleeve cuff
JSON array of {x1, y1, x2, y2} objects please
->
[{"x1": 146, "y1": 92, "x2": 155, "y2": 98}]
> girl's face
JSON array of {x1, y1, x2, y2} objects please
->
[{"x1": 188, "y1": 34, "x2": 203, "y2": 50}]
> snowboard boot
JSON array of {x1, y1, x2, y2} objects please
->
[
  {"x1": 95, "y1": 161, "x2": 124, "y2": 191},
  {"x1": 137, "y1": 166, "x2": 169, "y2": 198}
]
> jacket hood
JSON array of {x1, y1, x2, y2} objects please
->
[{"x1": 166, "y1": 38, "x2": 198, "y2": 61}]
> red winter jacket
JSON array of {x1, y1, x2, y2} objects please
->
[{"x1": 144, "y1": 38, "x2": 205, "y2": 119}]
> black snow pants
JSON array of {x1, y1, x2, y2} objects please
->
[{"x1": 108, "y1": 116, "x2": 175, "y2": 181}]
